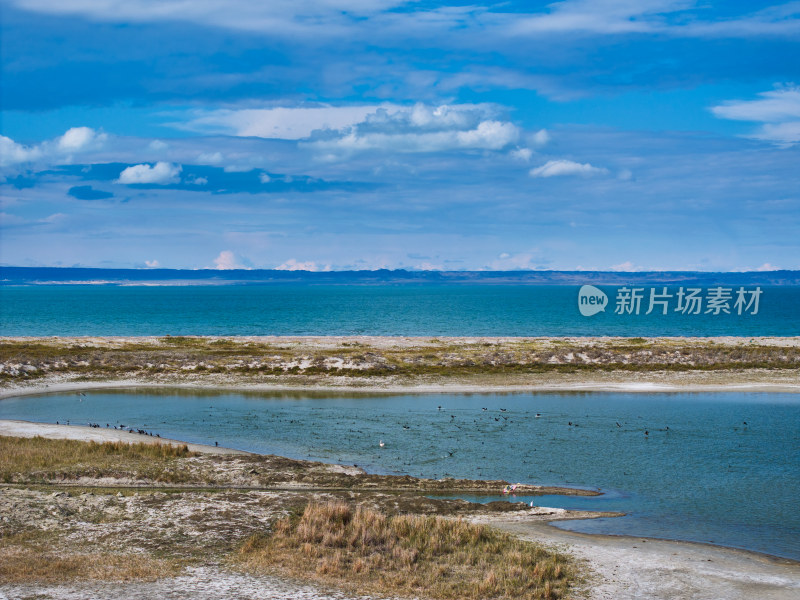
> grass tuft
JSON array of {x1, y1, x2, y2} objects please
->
[{"x1": 238, "y1": 501, "x2": 572, "y2": 599}]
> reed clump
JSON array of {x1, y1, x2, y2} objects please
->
[{"x1": 238, "y1": 501, "x2": 572, "y2": 599}]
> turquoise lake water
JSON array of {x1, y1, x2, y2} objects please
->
[
  {"x1": 1, "y1": 390, "x2": 798, "y2": 560},
  {"x1": 2, "y1": 284, "x2": 798, "y2": 336}
]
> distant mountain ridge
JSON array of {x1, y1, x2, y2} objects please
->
[{"x1": 2, "y1": 266, "x2": 799, "y2": 286}]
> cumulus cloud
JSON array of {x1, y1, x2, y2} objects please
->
[
  {"x1": 174, "y1": 103, "x2": 522, "y2": 155},
  {"x1": 211, "y1": 250, "x2": 252, "y2": 270},
  {"x1": 144, "y1": 259, "x2": 160, "y2": 268},
  {"x1": 0, "y1": 136, "x2": 43, "y2": 167},
  {"x1": 259, "y1": 172, "x2": 271, "y2": 183},
  {"x1": 531, "y1": 129, "x2": 550, "y2": 146},
  {"x1": 530, "y1": 159, "x2": 609, "y2": 178},
  {"x1": 57, "y1": 126, "x2": 107, "y2": 151},
  {"x1": 306, "y1": 103, "x2": 520, "y2": 154},
  {"x1": 712, "y1": 86, "x2": 800, "y2": 146},
  {"x1": 510, "y1": 147, "x2": 533, "y2": 161},
  {"x1": 115, "y1": 162, "x2": 182, "y2": 185},
  {"x1": 0, "y1": 127, "x2": 106, "y2": 167},
  {"x1": 275, "y1": 258, "x2": 332, "y2": 271}
]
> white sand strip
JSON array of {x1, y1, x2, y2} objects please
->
[
  {"x1": 492, "y1": 519, "x2": 800, "y2": 600},
  {"x1": 0, "y1": 419, "x2": 250, "y2": 455}
]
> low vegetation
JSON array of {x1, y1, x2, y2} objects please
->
[
  {"x1": 238, "y1": 501, "x2": 573, "y2": 600},
  {"x1": 0, "y1": 536, "x2": 182, "y2": 583},
  {"x1": 0, "y1": 436, "x2": 199, "y2": 484},
  {"x1": 2, "y1": 336, "x2": 798, "y2": 384}
]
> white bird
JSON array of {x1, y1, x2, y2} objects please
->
[{"x1": 379, "y1": 440, "x2": 385, "y2": 448}]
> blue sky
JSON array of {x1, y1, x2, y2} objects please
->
[{"x1": 1, "y1": 0, "x2": 799, "y2": 271}]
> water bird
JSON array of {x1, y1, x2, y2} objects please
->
[
  {"x1": 379, "y1": 440, "x2": 385, "y2": 448},
  {"x1": 500, "y1": 408, "x2": 507, "y2": 412},
  {"x1": 482, "y1": 407, "x2": 487, "y2": 411},
  {"x1": 438, "y1": 406, "x2": 442, "y2": 411},
  {"x1": 535, "y1": 413, "x2": 541, "y2": 418},
  {"x1": 645, "y1": 430, "x2": 649, "y2": 436},
  {"x1": 616, "y1": 422, "x2": 622, "y2": 428}
]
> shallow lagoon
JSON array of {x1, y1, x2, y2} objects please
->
[{"x1": 1, "y1": 390, "x2": 798, "y2": 560}]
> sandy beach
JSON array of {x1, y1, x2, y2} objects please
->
[
  {"x1": 1, "y1": 417, "x2": 799, "y2": 599},
  {"x1": 0, "y1": 419, "x2": 249, "y2": 455}
]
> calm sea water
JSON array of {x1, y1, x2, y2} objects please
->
[
  {"x1": 1, "y1": 390, "x2": 798, "y2": 560},
  {"x1": 2, "y1": 284, "x2": 799, "y2": 336}
]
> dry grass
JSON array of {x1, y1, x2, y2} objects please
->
[
  {"x1": 0, "y1": 435, "x2": 199, "y2": 484},
  {"x1": 0, "y1": 533, "x2": 182, "y2": 583},
  {"x1": 238, "y1": 502, "x2": 572, "y2": 599}
]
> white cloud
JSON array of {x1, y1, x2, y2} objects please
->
[
  {"x1": 175, "y1": 103, "x2": 521, "y2": 154},
  {"x1": 508, "y1": 0, "x2": 800, "y2": 38},
  {"x1": 510, "y1": 147, "x2": 533, "y2": 161},
  {"x1": 755, "y1": 262, "x2": 780, "y2": 272},
  {"x1": 197, "y1": 151, "x2": 223, "y2": 164},
  {"x1": 144, "y1": 259, "x2": 160, "y2": 268},
  {"x1": 0, "y1": 127, "x2": 106, "y2": 167},
  {"x1": 712, "y1": 87, "x2": 800, "y2": 146},
  {"x1": 259, "y1": 172, "x2": 271, "y2": 183},
  {"x1": 530, "y1": 159, "x2": 609, "y2": 178},
  {"x1": 178, "y1": 105, "x2": 392, "y2": 139},
  {"x1": 306, "y1": 103, "x2": 520, "y2": 155},
  {"x1": 610, "y1": 260, "x2": 642, "y2": 272},
  {"x1": 13, "y1": 0, "x2": 799, "y2": 39},
  {"x1": 211, "y1": 250, "x2": 252, "y2": 270},
  {"x1": 57, "y1": 126, "x2": 106, "y2": 151},
  {"x1": 413, "y1": 262, "x2": 443, "y2": 271},
  {"x1": 148, "y1": 140, "x2": 169, "y2": 151},
  {"x1": 188, "y1": 176, "x2": 208, "y2": 185},
  {"x1": 531, "y1": 129, "x2": 550, "y2": 146},
  {"x1": 488, "y1": 251, "x2": 547, "y2": 270},
  {"x1": 275, "y1": 258, "x2": 332, "y2": 271},
  {"x1": 0, "y1": 136, "x2": 42, "y2": 167},
  {"x1": 115, "y1": 162, "x2": 182, "y2": 185},
  {"x1": 11, "y1": 1, "x2": 410, "y2": 34}
]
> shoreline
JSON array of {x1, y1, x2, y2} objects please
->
[
  {"x1": 3, "y1": 377, "x2": 800, "y2": 402},
  {"x1": 2, "y1": 420, "x2": 799, "y2": 598},
  {"x1": 0, "y1": 419, "x2": 250, "y2": 455},
  {"x1": 2, "y1": 417, "x2": 798, "y2": 567},
  {"x1": 492, "y1": 519, "x2": 800, "y2": 599},
  {"x1": 3, "y1": 336, "x2": 799, "y2": 598}
]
